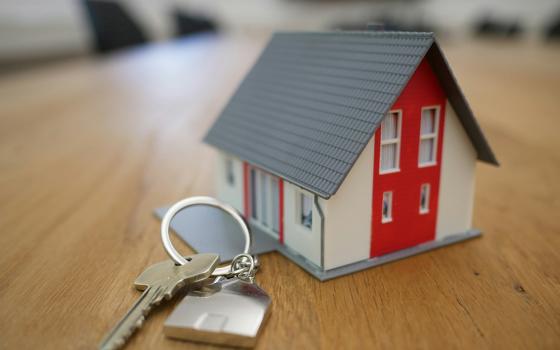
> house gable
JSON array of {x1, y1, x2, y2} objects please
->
[
  {"x1": 205, "y1": 31, "x2": 497, "y2": 200},
  {"x1": 436, "y1": 100, "x2": 477, "y2": 240},
  {"x1": 371, "y1": 58, "x2": 446, "y2": 257},
  {"x1": 425, "y1": 43, "x2": 497, "y2": 166}
]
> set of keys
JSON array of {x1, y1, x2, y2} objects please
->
[{"x1": 99, "y1": 197, "x2": 271, "y2": 349}]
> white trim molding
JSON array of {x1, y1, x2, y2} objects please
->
[
  {"x1": 418, "y1": 105, "x2": 440, "y2": 167},
  {"x1": 380, "y1": 110, "x2": 402, "y2": 174}
]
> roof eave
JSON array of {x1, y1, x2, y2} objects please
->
[
  {"x1": 205, "y1": 143, "x2": 334, "y2": 199},
  {"x1": 427, "y1": 42, "x2": 499, "y2": 166}
]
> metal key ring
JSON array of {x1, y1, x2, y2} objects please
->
[{"x1": 160, "y1": 196, "x2": 251, "y2": 277}]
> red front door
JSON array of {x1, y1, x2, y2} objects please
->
[{"x1": 370, "y1": 59, "x2": 446, "y2": 257}]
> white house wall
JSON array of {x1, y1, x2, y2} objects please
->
[
  {"x1": 283, "y1": 183, "x2": 322, "y2": 267},
  {"x1": 436, "y1": 101, "x2": 477, "y2": 239},
  {"x1": 323, "y1": 137, "x2": 374, "y2": 270},
  {"x1": 215, "y1": 152, "x2": 243, "y2": 213}
]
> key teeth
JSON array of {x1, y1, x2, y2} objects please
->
[
  {"x1": 101, "y1": 263, "x2": 215, "y2": 350},
  {"x1": 111, "y1": 313, "x2": 145, "y2": 349}
]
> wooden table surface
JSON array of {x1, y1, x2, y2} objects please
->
[{"x1": 1, "y1": 34, "x2": 559, "y2": 349}]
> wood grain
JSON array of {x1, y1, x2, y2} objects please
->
[{"x1": 0, "y1": 34, "x2": 559, "y2": 349}]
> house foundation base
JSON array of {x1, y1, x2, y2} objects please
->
[
  {"x1": 155, "y1": 206, "x2": 481, "y2": 281},
  {"x1": 271, "y1": 229, "x2": 482, "y2": 281}
]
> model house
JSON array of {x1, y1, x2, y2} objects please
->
[{"x1": 204, "y1": 30, "x2": 498, "y2": 279}]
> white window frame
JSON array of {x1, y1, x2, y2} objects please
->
[
  {"x1": 271, "y1": 177, "x2": 280, "y2": 232},
  {"x1": 380, "y1": 110, "x2": 402, "y2": 174},
  {"x1": 419, "y1": 183, "x2": 430, "y2": 214},
  {"x1": 418, "y1": 106, "x2": 440, "y2": 167},
  {"x1": 258, "y1": 171, "x2": 268, "y2": 225},
  {"x1": 297, "y1": 190, "x2": 313, "y2": 230},
  {"x1": 250, "y1": 168, "x2": 257, "y2": 220},
  {"x1": 381, "y1": 191, "x2": 393, "y2": 223}
]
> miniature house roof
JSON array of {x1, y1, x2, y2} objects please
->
[{"x1": 205, "y1": 31, "x2": 498, "y2": 199}]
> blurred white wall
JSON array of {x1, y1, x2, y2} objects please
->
[
  {"x1": 0, "y1": 0, "x2": 90, "y2": 62},
  {"x1": 1, "y1": 0, "x2": 559, "y2": 63}
]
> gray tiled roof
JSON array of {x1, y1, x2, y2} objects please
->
[{"x1": 205, "y1": 31, "x2": 497, "y2": 198}]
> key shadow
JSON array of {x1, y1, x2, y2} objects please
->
[{"x1": 154, "y1": 206, "x2": 279, "y2": 262}]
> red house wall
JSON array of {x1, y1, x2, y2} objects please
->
[{"x1": 370, "y1": 59, "x2": 447, "y2": 257}]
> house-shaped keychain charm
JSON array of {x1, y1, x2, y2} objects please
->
[
  {"x1": 161, "y1": 29, "x2": 498, "y2": 281},
  {"x1": 164, "y1": 278, "x2": 271, "y2": 348}
]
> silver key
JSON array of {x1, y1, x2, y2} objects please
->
[{"x1": 99, "y1": 253, "x2": 219, "y2": 350}]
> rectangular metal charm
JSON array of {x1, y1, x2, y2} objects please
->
[{"x1": 164, "y1": 278, "x2": 271, "y2": 348}]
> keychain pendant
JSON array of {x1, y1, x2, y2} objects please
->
[{"x1": 164, "y1": 278, "x2": 271, "y2": 348}]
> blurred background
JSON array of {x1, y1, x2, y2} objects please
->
[
  {"x1": 1, "y1": 0, "x2": 560, "y2": 74},
  {"x1": 1, "y1": 3, "x2": 560, "y2": 348}
]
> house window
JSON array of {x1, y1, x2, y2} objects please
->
[
  {"x1": 271, "y1": 178, "x2": 280, "y2": 232},
  {"x1": 250, "y1": 168, "x2": 257, "y2": 220},
  {"x1": 380, "y1": 111, "x2": 401, "y2": 173},
  {"x1": 248, "y1": 166, "x2": 280, "y2": 234},
  {"x1": 420, "y1": 184, "x2": 430, "y2": 214},
  {"x1": 299, "y1": 192, "x2": 313, "y2": 229},
  {"x1": 419, "y1": 107, "x2": 439, "y2": 166},
  {"x1": 260, "y1": 172, "x2": 268, "y2": 225},
  {"x1": 382, "y1": 191, "x2": 393, "y2": 223},
  {"x1": 225, "y1": 157, "x2": 235, "y2": 186}
]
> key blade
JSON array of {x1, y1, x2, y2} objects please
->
[
  {"x1": 134, "y1": 253, "x2": 219, "y2": 291},
  {"x1": 99, "y1": 254, "x2": 220, "y2": 350},
  {"x1": 98, "y1": 286, "x2": 163, "y2": 350}
]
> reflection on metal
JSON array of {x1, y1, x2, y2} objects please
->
[{"x1": 164, "y1": 278, "x2": 271, "y2": 348}]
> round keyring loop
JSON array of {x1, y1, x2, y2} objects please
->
[{"x1": 160, "y1": 196, "x2": 252, "y2": 276}]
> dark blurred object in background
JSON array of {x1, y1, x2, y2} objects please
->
[
  {"x1": 173, "y1": 9, "x2": 217, "y2": 38},
  {"x1": 1, "y1": 0, "x2": 560, "y2": 76},
  {"x1": 474, "y1": 16, "x2": 523, "y2": 39},
  {"x1": 335, "y1": 17, "x2": 435, "y2": 34},
  {"x1": 544, "y1": 12, "x2": 560, "y2": 41},
  {"x1": 82, "y1": 0, "x2": 147, "y2": 54}
]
